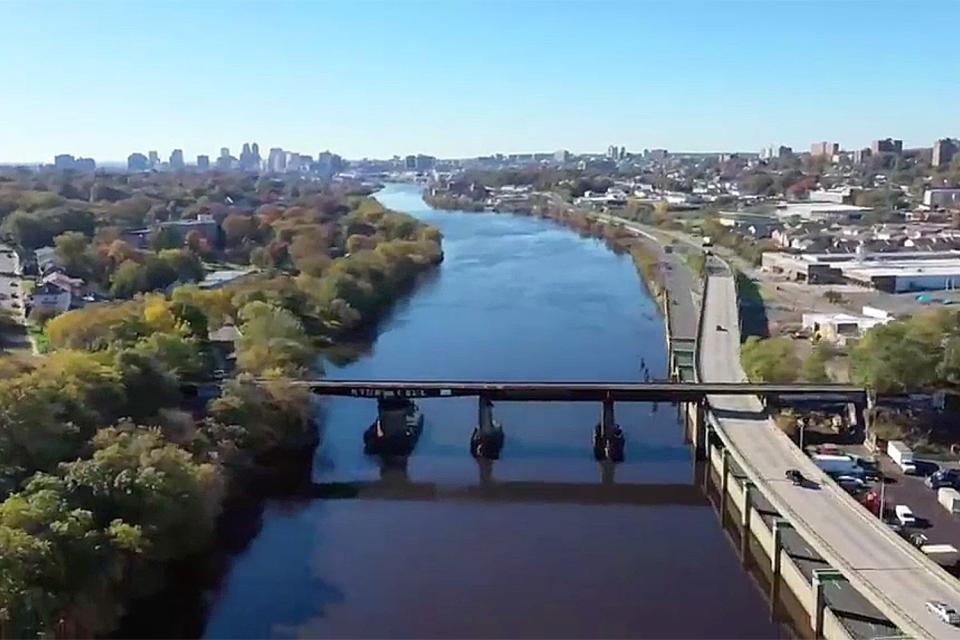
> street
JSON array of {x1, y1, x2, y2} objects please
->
[{"x1": 701, "y1": 259, "x2": 960, "y2": 640}]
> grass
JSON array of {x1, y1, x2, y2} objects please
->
[{"x1": 27, "y1": 323, "x2": 49, "y2": 354}]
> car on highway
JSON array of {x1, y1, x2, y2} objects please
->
[
  {"x1": 926, "y1": 600, "x2": 960, "y2": 625},
  {"x1": 785, "y1": 468, "x2": 805, "y2": 485}
]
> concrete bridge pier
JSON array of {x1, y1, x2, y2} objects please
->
[
  {"x1": 362, "y1": 398, "x2": 423, "y2": 457},
  {"x1": 811, "y1": 569, "x2": 845, "y2": 639},
  {"x1": 593, "y1": 397, "x2": 625, "y2": 462},
  {"x1": 739, "y1": 481, "x2": 755, "y2": 565},
  {"x1": 684, "y1": 399, "x2": 707, "y2": 461},
  {"x1": 769, "y1": 518, "x2": 792, "y2": 613},
  {"x1": 470, "y1": 396, "x2": 505, "y2": 460},
  {"x1": 719, "y1": 448, "x2": 730, "y2": 523}
]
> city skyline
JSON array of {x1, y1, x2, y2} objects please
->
[{"x1": 1, "y1": 0, "x2": 958, "y2": 162}]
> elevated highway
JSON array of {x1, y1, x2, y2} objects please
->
[{"x1": 699, "y1": 261, "x2": 960, "y2": 639}]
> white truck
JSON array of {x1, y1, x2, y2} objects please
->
[
  {"x1": 939, "y1": 487, "x2": 960, "y2": 515},
  {"x1": 887, "y1": 440, "x2": 917, "y2": 474}
]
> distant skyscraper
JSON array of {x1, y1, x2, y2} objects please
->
[
  {"x1": 169, "y1": 149, "x2": 185, "y2": 169},
  {"x1": 853, "y1": 148, "x2": 872, "y2": 164},
  {"x1": 607, "y1": 145, "x2": 619, "y2": 159},
  {"x1": 414, "y1": 154, "x2": 436, "y2": 172},
  {"x1": 196, "y1": 155, "x2": 210, "y2": 170},
  {"x1": 75, "y1": 157, "x2": 96, "y2": 171},
  {"x1": 127, "y1": 153, "x2": 149, "y2": 172},
  {"x1": 217, "y1": 148, "x2": 234, "y2": 170},
  {"x1": 810, "y1": 141, "x2": 839, "y2": 157},
  {"x1": 316, "y1": 150, "x2": 343, "y2": 178},
  {"x1": 933, "y1": 138, "x2": 958, "y2": 168},
  {"x1": 404, "y1": 155, "x2": 417, "y2": 170},
  {"x1": 554, "y1": 149, "x2": 570, "y2": 164},
  {"x1": 871, "y1": 138, "x2": 903, "y2": 155},
  {"x1": 267, "y1": 148, "x2": 286, "y2": 173},
  {"x1": 148, "y1": 150, "x2": 159, "y2": 167},
  {"x1": 53, "y1": 154, "x2": 76, "y2": 170}
]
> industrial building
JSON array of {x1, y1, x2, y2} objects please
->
[
  {"x1": 761, "y1": 250, "x2": 960, "y2": 292},
  {"x1": 802, "y1": 306, "x2": 893, "y2": 345}
]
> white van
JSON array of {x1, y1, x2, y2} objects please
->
[{"x1": 896, "y1": 504, "x2": 916, "y2": 526}]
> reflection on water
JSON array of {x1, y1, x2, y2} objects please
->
[{"x1": 201, "y1": 184, "x2": 785, "y2": 639}]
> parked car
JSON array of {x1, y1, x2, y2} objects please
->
[
  {"x1": 836, "y1": 475, "x2": 867, "y2": 494},
  {"x1": 895, "y1": 504, "x2": 917, "y2": 526},
  {"x1": 926, "y1": 469, "x2": 960, "y2": 490},
  {"x1": 926, "y1": 600, "x2": 960, "y2": 625}
]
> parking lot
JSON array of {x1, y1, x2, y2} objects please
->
[
  {"x1": 812, "y1": 440, "x2": 960, "y2": 572},
  {"x1": 0, "y1": 244, "x2": 29, "y2": 351},
  {"x1": 876, "y1": 456, "x2": 960, "y2": 552}
]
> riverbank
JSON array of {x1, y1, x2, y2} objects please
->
[{"x1": 200, "y1": 183, "x2": 782, "y2": 639}]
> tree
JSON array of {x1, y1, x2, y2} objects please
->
[
  {"x1": 235, "y1": 301, "x2": 311, "y2": 375},
  {"x1": 148, "y1": 226, "x2": 180, "y2": 251},
  {"x1": 740, "y1": 336, "x2": 800, "y2": 383},
  {"x1": 109, "y1": 260, "x2": 145, "y2": 298},
  {"x1": 53, "y1": 231, "x2": 93, "y2": 279}
]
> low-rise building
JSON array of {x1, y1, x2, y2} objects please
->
[
  {"x1": 802, "y1": 306, "x2": 892, "y2": 345},
  {"x1": 763, "y1": 250, "x2": 960, "y2": 292},
  {"x1": 923, "y1": 189, "x2": 960, "y2": 209}
]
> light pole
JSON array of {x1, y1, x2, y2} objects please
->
[
  {"x1": 878, "y1": 470, "x2": 887, "y2": 521},
  {"x1": 797, "y1": 417, "x2": 806, "y2": 452}
]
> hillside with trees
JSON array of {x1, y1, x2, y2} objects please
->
[{"x1": 0, "y1": 171, "x2": 442, "y2": 637}]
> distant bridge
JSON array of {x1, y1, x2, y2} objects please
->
[{"x1": 277, "y1": 379, "x2": 866, "y2": 403}]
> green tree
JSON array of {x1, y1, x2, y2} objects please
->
[{"x1": 741, "y1": 336, "x2": 800, "y2": 382}]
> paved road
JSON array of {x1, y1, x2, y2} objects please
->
[
  {"x1": 0, "y1": 244, "x2": 29, "y2": 351},
  {"x1": 700, "y1": 259, "x2": 960, "y2": 639},
  {"x1": 594, "y1": 213, "x2": 698, "y2": 340}
]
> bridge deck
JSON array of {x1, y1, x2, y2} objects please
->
[{"x1": 281, "y1": 379, "x2": 865, "y2": 402}]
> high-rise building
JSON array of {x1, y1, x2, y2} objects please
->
[
  {"x1": 196, "y1": 155, "x2": 210, "y2": 170},
  {"x1": 169, "y1": 149, "x2": 185, "y2": 170},
  {"x1": 414, "y1": 154, "x2": 436, "y2": 172},
  {"x1": 127, "y1": 153, "x2": 149, "y2": 171},
  {"x1": 148, "y1": 150, "x2": 159, "y2": 167},
  {"x1": 853, "y1": 148, "x2": 872, "y2": 164},
  {"x1": 217, "y1": 148, "x2": 234, "y2": 170},
  {"x1": 607, "y1": 145, "x2": 619, "y2": 159},
  {"x1": 871, "y1": 138, "x2": 903, "y2": 155},
  {"x1": 810, "y1": 141, "x2": 840, "y2": 157},
  {"x1": 75, "y1": 157, "x2": 96, "y2": 171},
  {"x1": 53, "y1": 154, "x2": 76, "y2": 170},
  {"x1": 554, "y1": 149, "x2": 570, "y2": 164},
  {"x1": 267, "y1": 148, "x2": 286, "y2": 173},
  {"x1": 316, "y1": 150, "x2": 343, "y2": 178},
  {"x1": 239, "y1": 142, "x2": 262, "y2": 171},
  {"x1": 404, "y1": 155, "x2": 417, "y2": 170},
  {"x1": 645, "y1": 148, "x2": 668, "y2": 161},
  {"x1": 933, "y1": 138, "x2": 958, "y2": 169}
]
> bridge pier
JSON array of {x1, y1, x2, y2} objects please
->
[
  {"x1": 593, "y1": 397, "x2": 625, "y2": 462},
  {"x1": 740, "y1": 481, "x2": 754, "y2": 565},
  {"x1": 769, "y1": 518, "x2": 792, "y2": 613},
  {"x1": 811, "y1": 569, "x2": 845, "y2": 638},
  {"x1": 471, "y1": 396, "x2": 505, "y2": 460},
  {"x1": 719, "y1": 448, "x2": 730, "y2": 522},
  {"x1": 689, "y1": 399, "x2": 707, "y2": 461},
  {"x1": 363, "y1": 398, "x2": 424, "y2": 457}
]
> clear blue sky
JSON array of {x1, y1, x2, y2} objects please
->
[{"x1": 1, "y1": 0, "x2": 956, "y2": 163}]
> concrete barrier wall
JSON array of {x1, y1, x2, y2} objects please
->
[{"x1": 705, "y1": 437, "x2": 854, "y2": 640}]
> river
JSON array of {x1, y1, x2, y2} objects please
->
[{"x1": 201, "y1": 183, "x2": 786, "y2": 638}]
